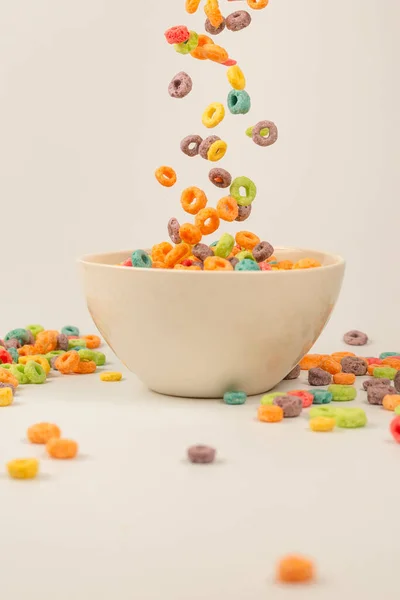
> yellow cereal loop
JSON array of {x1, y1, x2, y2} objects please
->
[
  {"x1": 19, "y1": 355, "x2": 50, "y2": 375},
  {"x1": 227, "y1": 65, "x2": 246, "y2": 91},
  {"x1": 207, "y1": 139, "x2": 227, "y2": 162},
  {"x1": 0, "y1": 387, "x2": 13, "y2": 407},
  {"x1": 100, "y1": 371, "x2": 122, "y2": 382},
  {"x1": 310, "y1": 417, "x2": 336, "y2": 432},
  {"x1": 7, "y1": 458, "x2": 39, "y2": 479},
  {"x1": 202, "y1": 103, "x2": 225, "y2": 128}
]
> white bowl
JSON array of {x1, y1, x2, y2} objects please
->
[{"x1": 80, "y1": 248, "x2": 345, "y2": 398}]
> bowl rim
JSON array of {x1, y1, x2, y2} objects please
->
[{"x1": 79, "y1": 246, "x2": 345, "y2": 274}]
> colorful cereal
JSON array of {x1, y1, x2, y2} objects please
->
[
  {"x1": 224, "y1": 391, "x2": 247, "y2": 405},
  {"x1": 328, "y1": 384, "x2": 357, "y2": 402},
  {"x1": 310, "y1": 417, "x2": 336, "y2": 432},
  {"x1": 187, "y1": 445, "x2": 216, "y2": 463},
  {"x1": 100, "y1": 372, "x2": 122, "y2": 382},
  {"x1": 277, "y1": 555, "x2": 315, "y2": 584},
  {"x1": 7, "y1": 458, "x2": 39, "y2": 479},
  {"x1": 258, "y1": 405, "x2": 283, "y2": 422},
  {"x1": 46, "y1": 438, "x2": 78, "y2": 459}
]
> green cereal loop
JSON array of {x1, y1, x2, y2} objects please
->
[
  {"x1": 379, "y1": 352, "x2": 400, "y2": 359},
  {"x1": 45, "y1": 350, "x2": 66, "y2": 365},
  {"x1": 26, "y1": 324, "x2": 44, "y2": 338},
  {"x1": 310, "y1": 389, "x2": 332, "y2": 404},
  {"x1": 79, "y1": 349, "x2": 106, "y2": 366},
  {"x1": 7, "y1": 347, "x2": 19, "y2": 363},
  {"x1": 25, "y1": 361, "x2": 46, "y2": 384},
  {"x1": 335, "y1": 408, "x2": 367, "y2": 429},
  {"x1": 260, "y1": 392, "x2": 285, "y2": 406},
  {"x1": 309, "y1": 406, "x2": 338, "y2": 419},
  {"x1": 230, "y1": 176, "x2": 257, "y2": 207},
  {"x1": 328, "y1": 385, "x2": 357, "y2": 402},
  {"x1": 215, "y1": 233, "x2": 234, "y2": 259},
  {"x1": 4, "y1": 328, "x2": 30, "y2": 345},
  {"x1": 245, "y1": 126, "x2": 270, "y2": 138},
  {"x1": 395, "y1": 405, "x2": 400, "y2": 416},
  {"x1": 224, "y1": 391, "x2": 247, "y2": 405},
  {"x1": 373, "y1": 367, "x2": 397, "y2": 380},
  {"x1": 10, "y1": 364, "x2": 29, "y2": 385},
  {"x1": 68, "y1": 339, "x2": 87, "y2": 350},
  {"x1": 131, "y1": 249, "x2": 152, "y2": 268},
  {"x1": 175, "y1": 31, "x2": 199, "y2": 55},
  {"x1": 0, "y1": 364, "x2": 12, "y2": 370},
  {"x1": 235, "y1": 259, "x2": 260, "y2": 271},
  {"x1": 236, "y1": 250, "x2": 255, "y2": 261}
]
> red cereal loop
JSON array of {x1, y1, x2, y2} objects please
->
[
  {"x1": 390, "y1": 416, "x2": 400, "y2": 443},
  {"x1": 164, "y1": 25, "x2": 190, "y2": 45},
  {"x1": 288, "y1": 390, "x2": 314, "y2": 408}
]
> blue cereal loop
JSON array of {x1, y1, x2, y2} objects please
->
[
  {"x1": 224, "y1": 391, "x2": 247, "y2": 405},
  {"x1": 131, "y1": 250, "x2": 152, "y2": 268},
  {"x1": 235, "y1": 259, "x2": 260, "y2": 271},
  {"x1": 227, "y1": 89, "x2": 251, "y2": 115}
]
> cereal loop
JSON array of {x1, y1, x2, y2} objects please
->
[
  {"x1": 227, "y1": 65, "x2": 246, "y2": 90},
  {"x1": 18, "y1": 345, "x2": 37, "y2": 357},
  {"x1": 333, "y1": 372, "x2": 356, "y2": 385},
  {"x1": 216, "y1": 196, "x2": 239, "y2": 222},
  {"x1": 35, "y1": 330, "x2": 58, "y2": 354},
  {"x1": 383, "y1": 395, "x2": 400, "y2": 411},
  {"x1": 190, "y1": 35, "x2": 213, "y2": 60},
  {"x1": 181, "y1": 187, "x2": 208, "y2": 215},
  {"x1": 83, "y1": 335, "x2": 101, "y2": 349},
  {"x1": 152, "y1": 242, "x2": 173, "y2": 264},
  {"x1": 299, "y1": 355, "x2": 322, "y2": 370},
  {"x1": 164, "y1": 243, "x2": 191, "y2": 268},
  {"x1": 55, "y1": 351, "x2": 80, "y2": 374},
  {"x1": 186, "y1": 0, "x2": 201, "y2": 14},
  {"x1": 204, "y1": 0, "x2": 224, "y2": 28},
  {"x1": 310, "y1": 417, "x2": 336, "y2": 432},
  {"x1": 155, "y1": 166, "x2": 177, "y2": 187},
  {"x1": 7, "y1": 458, "x2": 39, "y2": 479},
  {"x1": 230, "y1": 176, "x2": 257, "y2": 206},
  {"x1": 277, "y1": 555, "x2": 314, "y2": 584},
  {"x1": 100, "y1": 372, "x2": 123, "y2": 382},
  {"x1": 320, "y1": 357, "x2": 342, "y2": 375},
  {"x1": 179, "y1": 223, "x2": 202, "y2": 245},
  {"x1": 46, "y1": 438, "x2": 78, "y2": 459},
  {"x1": 204, "y1": 257, "x2": 233, "y2": 271},
  {"x1": 247, "y1": 0, "x2": 269, "y2": 9},
  {"x1": 202, "y1": 44, "x2": 229, "y2": 63},
  {"x1": 202, "y1": 103, "x2": 225, "y2": 128},
  {"x1": 293, "y1": 258, "x2": 322, "y2": 269},
  {"x1": 0, "y1": 370, "x2": 19, "y2": 388},
  {"x1": 235, "y1": 231, "x2": 260, "y2": 250},
  {"x1": 208, "y1": 139, "x2": 227, "y2": 162},
  {"x1": 74, "y1": 360, "x2": 97, "y2": 374},
  {"x1": 27, "y1": 423, "x2": 61, "y2": 444},
  {"x1": 195, "y1": 208, "x2": 220, "y2": 235},
  {"x1": 258, "y1": 405, "x2": 283, "y2": 423}
]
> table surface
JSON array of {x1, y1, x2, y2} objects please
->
[{"x1": 1, "y1": 338, "x2": 399, "y2": 600}]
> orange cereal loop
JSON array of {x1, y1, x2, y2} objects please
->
[
  {"x1": 277, "y1": 555, "x2": 314, "y2": 584},
  {"x1": 267, "y1": 255, "x2": 277, "y2": 262},
  {"x1": 190, "y1": 34, "x2": 213, "y2": 60},
  {"x1": 83, "y1": 335, "x2": 101, "y2": 349},
  {"x1": 35, "y1": 330, "x2": 58, "y2": 354},
  {"x1": 181, "y1": 187, "x2": 208, "y2": 215},
  {"x1": 155, "y1": 166, "x2": 177, "y2": 187},
  {"x1": 235, "y1": 231, "x2": 261, "y2": 250},
  {"x1": 293, "y1": 258, "x2": 322, "y2": 269},
  {"x1": 27, "y1": 423, "x2": 61, "y2": 444},
  {"x1": 18, "y1": 345, "x2": 37, "y2": 356},
  {"x1": 74, "y1": 360, "x2": 97, "y2": 374},
  {"x1": 333, "y1": 372, "x2": 356, "y2": 385},
  {"x1": 164, "y1": 243, "x2": 191, "y2": 268},
  {"x1": 204, "y1": 256, "x2": 233, "y2": 271},
  {"x1": 299, "y1": 354, "x2": 322, "y2": 370},
  {"x1": 204, "y1": 0, "x2": 224, "y2": 28},
  {"x1": 174, "y1": 264, "x2": 202, "y2": 270},
  {"x1": 277, "y1": 260, "x2": 293, "y2": 270},
  {"x1": 216, "y1": 196, "x2": 239, "y2": 222},
  {"x1": 258, "y1": 405, "x2": 283, "y2": 423},
  {"x1": 152, "y1": 261, "x2": 167, "y2": 269},
  {"x1": 202, "y1": 44, "x2": 229, "y2": 64},
  {"x1": 381, "y1": 357, "x2": 400, "y2": 369},
  {"x1": 186, "y1": 0, "x2": 201, "y2": 14},
  {"x1": 320, "y1": 357, "x2": 342, "y2": 375},
  {"x1": 152, "y1": 241, "x2": 173, "y2": 263},
  {"x1": 247, "y1": 0, "x2": 269, "y2": 9},
  {"x1": 195, "y1": 207, "x2": 220, "y2": 235},
  {"x1": 0, "y1": 370, "x2": 19, "y2": 388},
  {"x1": 179, "y1": 223, "x2": 202, "y2": 245},
  {"x1": 46, "y1": 438, "x2": 78, "y2": 459},
  {"x1": 55, "y1": 351, "x2": 80, "y2": 374},
  {"x1": 331, "y1": 351, "x2": 355, "y2": 362},
  {"x1": 383, "y1": 394, "x2": 400, "y2": 411}
]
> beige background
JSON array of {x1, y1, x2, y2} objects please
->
[{"x1": 0, "y1": 0, "x2": 399, "y2": 340}]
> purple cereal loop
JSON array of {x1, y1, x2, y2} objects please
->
[
  {"x1": 205, "y1": 17, "x2": 226, "y2": 35},
  {"x1": 308, "y1": 367, "x2": 333, "y2": 386},
  {"x1": 273, "y1": 395, "x2": 302, "y2": 418},
  {"x1": 199, "y1": 135, "x2": 220, "y2": 159},
  {"x1": 192, "y1": 261, "x2": 204, "y2": 269},
  {"x1": 363, "y1": 378, "x2": 391, "y2": 391},
  {"x1": 284, "y1": 364, "x2": 301, "y2": 380},
  {"x1": 0, "y1": 381, "x2": 15, "y2": 394},
  {"x1": 168, "y1": 71, "x2": 193, "y2": 99},
  {"x1": 252, "y1": 120, "x2": 278, "y2": 147},
  {"x1": 208, "y1": 168, "x2": 232, "y2": 189},
  {"x1": 5, "y1": 338, "x2": 20, "y2": 349},
  {"x1": 367, "y1": 384, "x2": 396, "y2": 406},
  {"x1": 229, "y1": 257, "x2": 239, "y2": 269},
  {"x1": 341, "y1": 356, "x2": 368, "y2": 376},
  {"x1": 168, "y1": 218, "x2": 182, "y2": 244},
  {"x1": 395, "y1": 371, "x2": 400, "y2": 393},
  {"x1": 343, "y1": 330, "x2": 368, "y2": 346},
  {"x1": 50, "y1": 356, "x2": 60, "y2": 370},
  {"x1": 180, "y1": 134, "x2": 203, "y2": 157},
  {"x1": 226, "y1": 10, "x2": 251, "y2": 32},
  {"x1": 187, "y1": 445, "x2": 216, "y2": 464},
  {"x1": 57, "y1": 334, "x2": 69, "y2": 351},
  {"x1": 253, "y1": 241, "x2": 274, "y2": 263},
  {"x1": 192, "y1": 243, "x2": 214, "y2": 261},
  {"x1": 235, "y1": 204, "x2": 252, "y2": 222}
]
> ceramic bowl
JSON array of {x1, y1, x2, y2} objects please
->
[{"x1": 80, "y1": 248, "x2": 345, "y2": 398}]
